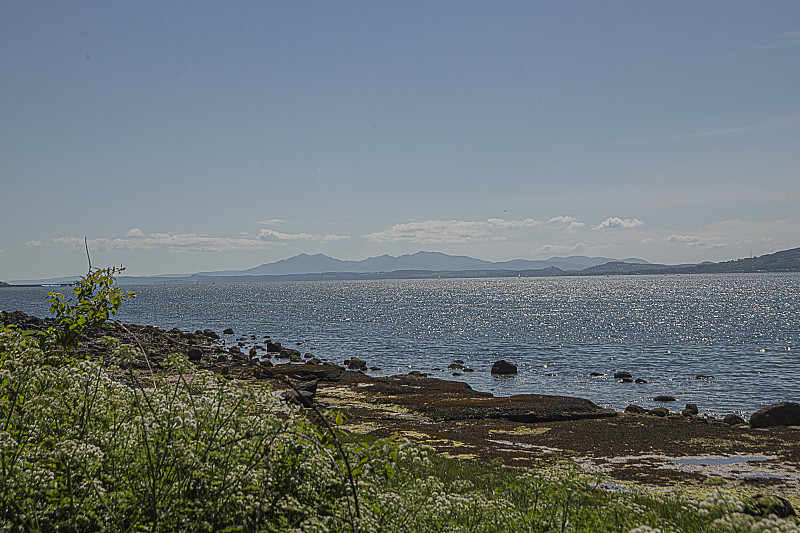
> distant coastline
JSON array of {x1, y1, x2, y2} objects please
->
[{"x1": 2, "y1": 246, "x2": 798, "y2": 287}]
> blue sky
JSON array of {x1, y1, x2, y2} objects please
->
[{"x1": 2, "y1": 1, "x2": 799, "y2": 279}]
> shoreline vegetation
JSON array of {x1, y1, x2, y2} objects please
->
[
  {"x1": 1, "y1": 246, "x2": 798, "y2": 287},
  {"x1": 2, "y1": 267, "x2": 800, "y2": 532}
]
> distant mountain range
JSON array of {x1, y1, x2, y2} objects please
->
[
  {"x1": 3, "y1": 247, "x2": 799, "y2": 286},
  {"x1": 195, "y1": 251, "x2": 650, "y2": 277}
]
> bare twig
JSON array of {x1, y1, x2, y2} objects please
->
[
  {"x1": 284, "y1": 376, "x2": 360, "y2": 527},
  {"x1": 84, "y1": 237, "x2": 92, "y2": 273}
]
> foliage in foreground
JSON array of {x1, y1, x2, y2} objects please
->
[{"x1": 2, "y1": 267, "x2": 800, "y2": 532}]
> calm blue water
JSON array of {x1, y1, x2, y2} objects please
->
[{"x1": 2, "y1": 273, "x2": 798, "y2": 417}]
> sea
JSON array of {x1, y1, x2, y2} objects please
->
[{"x1": 2, "y1": 273, "x2": 798, "y2": 417}]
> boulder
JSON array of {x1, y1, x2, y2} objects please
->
[
  {"x1": 614, "y1": 371, "x2": 632, "y2": 379},
  {"x1": 649, "y1": 407, "x2": 669, "y2": 417},
  {"x1": 346, "y1": 358, "x2": 367, "y2": 371},
  {"x1": 203, "y1": 329, "x2": 219, "y2": 339},
  {"x1": 722, "y1": 414, "x2": 746, "y2": 426},
  {"x1": 682, "y1": 403, "x2": 699, "y2": 417},
  {"x1": 653, "y1": 395, "x2": 677, "y2": 402},
  {"x1": 590, "y1": 372, "x2": 605, "y2": 377},
  {"x1": 266, "y1": 341, "x2": 282, "y2": 353},
  {"x1": 223, "y1": 328, "x2": 234, "y2": 335},
  {"x1": 743, "y1": 493, "x2": 796, "y2": 518},
  {"x1": 187, "y1": 348, "x2": 203, "y2": 361},
  {"x1": 448, "y1": 362, "x2": 464, "y2": 370},
  {"x1": 625, "y1": 404, "x2": 647, "y2": 414},
  {"x1": 619, "y1": 377, "x2": 633, "y2": 383},
  {"x1": 635, "y1": 378, "x2": 648, "y2": 384},
  {"x1": 491, "y1": 360, "x2": 517, "y2": 375},
  {"x1": 750, "y1": 402, "x2": 800, "y2": 428}
]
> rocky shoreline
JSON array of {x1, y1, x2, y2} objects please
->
[{"x1": 3, "y1": 310, "x2": 800, "y2": 498}]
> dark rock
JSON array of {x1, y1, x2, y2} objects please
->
[
  {"x1": 289, "y1": 352, "x2": 303, "y2": 363},
  {"x1": 722, "y1": 414, "x2": 746, "y2": 426},
  {"x1": 590, "y1": 372, "x2": 605, "y2": 377},
  {"x1": 228, "y1": 346, "x2": 242, "y2": 354},
  {"x1": 448, "y1": 362, "x2": 464, "y2": 370},
  {"x1": 305, "y1": 358, "x2": 321, "y2": 365},
  {"x1": 238, "y1": 342, "x2": 246, "y2": 347},
  {"x1": 223, "y1": 328, "x2": 234, "y2": 335},
  {"x1": 463, "y1": 368, "x2": 474, "y2": 372},
  {"x1": 216, "y1": 354, "x2": 228, "y2": 362},
  {"x1": 695, "y1": 375, "x2": 714, "y2": 380},
  {"x1": 619, "y1": 377, "x2": 634, "y2": 383},
  {"x1": 614, "y1": 371, "x2": 632, "y2": 379},
  {"x1": 649, "y1": 407, "x2": 669, "y2": 417},
  {"x1": 635, "y1": 378, "x2": 648, "y2": 384},
  {"x1": 187, "y1": 348, "x2": 203, "y2": 361},
  {"x1": 743, "y1": 493, "x2": 796, "y2": 518},
  {"x1": 203, "y1": 329, "x2": 219, "y2": 339},
  {"x1": 452, "y1": 372, "x2": 464, "y2": 376},
  {"x1": 750, "y1": 402, "x2": 800, "y2": 428},
  {"x1": 452, "y1": 359, "x2": 464, "y2": 364},
  {"x1": 682, "y1": 403, "x2": 699, "y2": 416},
  {"x1": 653, "y1": 395, "x2": 677, "y2": 402},
  {"x1": 346, "y1": 358, "x2": 367, "y2": 371},
  {"x1": 266, "y1": 341, "x2": 282, "y2": 353},
  {"x1": 491, "y1": 360, "x2": 517, "y2": 375},
  {"x1": 304, "y1": 352, "x2": 314, "y2": 359},
  {"x1": 370, "y1": 366, "x2": 381, "y2": 371},
  {"x1": 282, "y1": 389, "x2": 314, "y2": 408},
  {"x1": 625, "y1": 404, "x2": 647, "y2": 414},
  {"x1": 293, "y1": 379, "x2": 318, "y2": 395},
  {"x1": 248, "y1": 347, "x2": 257, "y2": 358}
]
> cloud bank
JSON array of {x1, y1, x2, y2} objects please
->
[{"x1": 28, "y1": 228, "x2": 349, "y2": 253}]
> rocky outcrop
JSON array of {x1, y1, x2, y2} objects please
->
[{"x1": 750, "y1": 402, "x2": 800, "y2": 428}]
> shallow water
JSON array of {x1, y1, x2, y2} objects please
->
[{"x1": 2, "y1": 273, "x2": 798, "y2": 416}]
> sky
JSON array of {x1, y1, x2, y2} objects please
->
[{"x1": 2, "y1": 1, "x2": 799, "y2": 280}]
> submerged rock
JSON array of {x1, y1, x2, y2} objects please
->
[{"x1": 654, "y1": 395, "x2": 677, "y2": 402}]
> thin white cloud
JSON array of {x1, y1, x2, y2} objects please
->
[
  {"x1": 256, "y1": 219, "x2": 286, "y2": 225},
  {"x1": 364, "y1": 218, "x2": 543, "y2": 244},
  {"x1": 593, "y1": 217, "x2": 644, "y2": 231},
  {"x1": 27, "y1": 228, "x2": 349, "y2": 253},
  {"x1": 743, "y1": 30, "x2": 800, "y2": 52},
  {"x1": 599, "y1": 117, "x2": 800, "y2": 148},
  {"x1": 663, "y1": 234, "x2": 726, "y2": 249},
  {"x1": 257, "y1": 229, "x2": 349, "y2": 242},
  {"x1": 534, "y1": 242, "x2": 587, "y2": 255}
]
